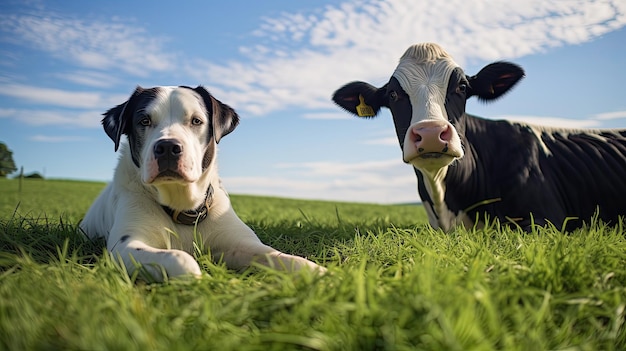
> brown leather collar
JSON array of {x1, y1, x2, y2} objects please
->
[{"x1": 161, "y1": 184, "x2": 214, "y2": 225}]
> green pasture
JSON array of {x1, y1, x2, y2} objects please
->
[{"x1": 0, "y1": 177, "x2": 625, "y2": 350}]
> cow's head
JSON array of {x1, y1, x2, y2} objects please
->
[{"x1": 332, "y1": 43, "x2": 524, "y2": 174}]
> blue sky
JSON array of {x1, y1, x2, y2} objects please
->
[{"x1": 1, "y1": 0, "x2": 625, "y2": 204}]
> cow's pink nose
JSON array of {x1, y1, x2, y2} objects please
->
[{"x1": 411, "y1": 122, "x2": 453, "y2": 154}]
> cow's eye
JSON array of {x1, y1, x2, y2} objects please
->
[
  {"x1": 139, "y1": 117, "x2": 151, "y2": 127},
  {"x1": 191, "y1": 117, "x2": 203, "y2": 126},
  {"x1": 457, "y1": 84, "x2": 467, "y2": 94},
  {"x1": 389, "y1": 91, "x2": 399, "y2": 102}
]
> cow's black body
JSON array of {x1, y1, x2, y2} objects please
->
[{"x1": 439, "y1": 115, "x2": 626, "y2": 230}]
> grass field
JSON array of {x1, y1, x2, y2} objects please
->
[{"x1": 1, "y1": 178, "x2": 625, "y2": 350}]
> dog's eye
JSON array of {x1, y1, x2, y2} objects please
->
[
  {"x1": 139, "y1": 117, "x2": 151, "y2": 127},
  {"x1": 191, "y1": 117, "x2": 203, "y2": 126}
]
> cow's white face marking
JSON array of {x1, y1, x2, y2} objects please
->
[
  {"x1": 387, "y1": 44, "x2": 468, "y2": 229},
  {"x1": 393, "y1": 57, "x2": 456, "y2": 124},
  {"x1": 391, "y1": 44, "x2": 464, "y2": 172}
]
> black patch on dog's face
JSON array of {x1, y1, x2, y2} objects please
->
[
  {"x1": 180, "y1": 86, "x2": 240, "y2": 171},
  {"x1": 102, "y1": 87, "x2": 161, "y2": 167},
  {"x1": 201, "y1": 142, "x2": 216, "y2": 171},
  {"x1": 103, "y1": 86, "x2": 241, "y2": 172}
]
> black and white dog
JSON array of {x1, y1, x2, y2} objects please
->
[{"x1": 80, "y1": 86, "x2": 324, "y2": 281}]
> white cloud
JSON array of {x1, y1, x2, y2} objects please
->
[
  {"x1": 276, "y1": 158, "x2": 404, "y2": 176},
  {"x1": 224, "y1": 175, "x2": 419, "y2": 204},
  {"x1": 594, "y1": 110, "x2": 626, "y2": 120},
  {"x1": 0, "y1": 108, "x2": 102, "y2": 128},
  {"x1": 188, "y1": 0, "x2": 626, "y2": 116},
  {"x1": 0, "y1": 13, "x2": 175, "y2": 76},
  {"x1": 224, "y1": 158, "x2": 418, "y2": 204},
  {"x1": 364, "y1": 137, "x2": 399, "y2": 146},
  {"x1": 57, "y1": 70, "x2": 120, "y2": 88},
  {"x1": 29, "y1": 135, "x2": 91, "y2": 142},
  {"x1": 3, "y1": 0, "x2": 625, "y2": 120},
  {"x1": 0, "y1": 84, "x2": 126, "y2": 110},
  {"x1": 301, "y1": 112, "x2": 351, "y2": 120},
  {"x1": 493, "y1": 115, "x2": 601, "y2": 129},
  {"x1": 1, "y1": 1, "x2": 624, "y2": 138},
  {"x1": 493, "y1": 110, "x2": 626, "y2": 129}
]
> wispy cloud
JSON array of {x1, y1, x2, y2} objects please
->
[
  {"x1": 0, "y1": 84, "x2": 126, "y2": 110},
  {"x1": 0, "y1": 108, "x2": 102, "y2": 128},
  {"x1": 29, "y1": 135, "x2": 91, "y2": 143},
  {"x1": 57, "y1": 70, "x2": 120, "y2": 88},
  {"x1": 224, "y1": 175, "x2": 418, "y2": 204},
  {"x1": 190, "y1": 0, "x2": 626, "y2": 116},
  {"x1": 301, "y1": 112, "x2": 351, "y2": 120},
  {"x1": 1, "y1": 0, "x2": 625, "y2": 128},
  {"x1": 0, "y1": 13, "x2": 175, "y2": 76},
  {"x1": 363, "y1": 137, "x2": 399, "y2": 146},
  {"x1": 225, "y1": 158, "x2": 417, "y2": 204},
  {"x1": 594, "y1": 110, "x2": 626, "y2": 120},
  {"x1": 276, "y1": 159, "x2": 404, "y2": 176},
  {"x1": 493, "y1": 111, "x2": 626, "y2": 129},
  {"x1": 493, "y1": 115, "x2": 602, "y2": 129}
]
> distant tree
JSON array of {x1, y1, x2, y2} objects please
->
[
  {"x1": 24, "y1": 172, "x2": 44, "y2": 179},
  {"x1": 0, "y1": 142, "x2": 17, "y2": 177}
]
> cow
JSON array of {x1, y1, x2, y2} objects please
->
[{"x1": 332, "y1": 42, "x2": 626, "y2": 232}]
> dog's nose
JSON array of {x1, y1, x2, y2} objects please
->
[{"x1": 154, "y1": 139, "x2": 183, "y2": 159}]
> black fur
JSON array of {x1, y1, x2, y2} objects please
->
[
  {"x1": 102, "y1": 87, "x2": 161, "y2": 167},
  {"x1": 181, "y1": 85, "x2": 240, "y2": 171}
]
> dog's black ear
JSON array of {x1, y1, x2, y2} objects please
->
[
  {"x1": 102, "y1": 86, "x2": 144, "y2": 151},
  {"x1": 193, "y1": 86, "x2": 240, "y2": 144},
  {"x1": 211, "y1": 98, "x2": 240, "y2": 143}
]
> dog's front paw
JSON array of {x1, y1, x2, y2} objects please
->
[
  {"x1": 268, "y1": 252, "x2": 327, "y2": 274},
  {"x1": 129, "y1": 249, "x2": 202, "y2": 281},
  {"x1": 304, "y1": 260, "x2": 328, "y2": 274},
  {"x1": 163, "y1": 250, "x2": 203, "y2": 278}
]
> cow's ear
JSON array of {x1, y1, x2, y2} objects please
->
[
  {"x1": 332, "y1": 81, "x2": 388, "y2": 118},
  {"x1": 193, "y1": 86, "x2": 240, "y2": 144},
  {"x1": 102, "y1": 86, "x2": 144, "y2": 151},
  {"x1": 467, "y1": 62, "x2": 524, "y2": 102}
]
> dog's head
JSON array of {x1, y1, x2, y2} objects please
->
[{"x1": 102, "y1": 86, "x2": 239, "y2": 186}]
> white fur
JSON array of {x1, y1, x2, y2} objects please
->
[
  {"x1": 392, "y1": 43, "x2": 464, "y2": 167},
  {"x1": 392, "y1": 44, "x2": 466, "y2": 230},
  {"x1": 80, "y1": 87, "x2": 325, "y2": 281}
]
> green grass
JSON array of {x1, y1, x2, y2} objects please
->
[
  {"x1": 0, "y1": 178, "x2": 106, "y2": 223},
  {"x1": 0, "y1": 178, "x2": 625, "y2": 350}
]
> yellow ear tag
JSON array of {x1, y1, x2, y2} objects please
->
[{"x1": 356, "y1": 94, "x2": 375, "y2": 117}]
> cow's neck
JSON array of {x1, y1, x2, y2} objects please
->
[
  {"x1": 415, "y1": 166, "x2": 472, "y2": 231},
  {"x1": 414, "y1": 114, "x2": 485, "y2": 231}
]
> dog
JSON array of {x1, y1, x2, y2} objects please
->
[{"x1": 80, "y1": 86, "x2": 325, "y2": 281}]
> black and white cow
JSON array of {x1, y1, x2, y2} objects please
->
[{"x1": 333, "y1": 43, "x2": 626, "y2": 232}]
